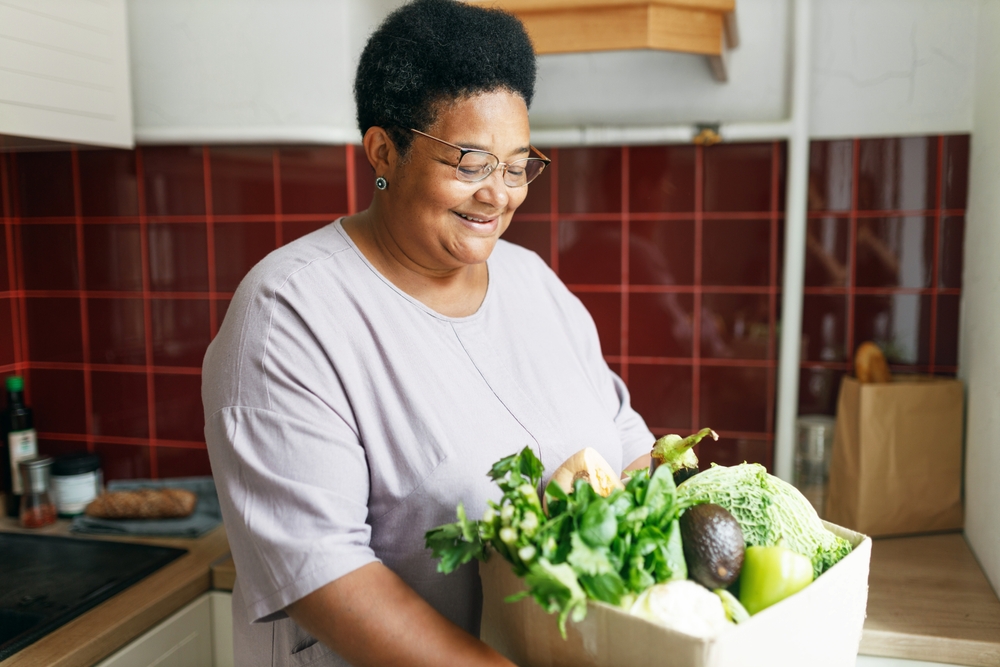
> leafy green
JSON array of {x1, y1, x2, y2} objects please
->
[
  {"x1": 425, "y1": 447, "x2": 686, "y2": 638},
  {"x1": 675, "y1": 463, "x2": 853, "y2": 578}
]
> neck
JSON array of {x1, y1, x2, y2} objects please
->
[{"x1": 343, "y1": 204, "x2": 489, "y2": 318}]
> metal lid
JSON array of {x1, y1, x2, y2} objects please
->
[
  {"x1": 52, "y1": 452, "x2": 101, "y2": 476},
  {"x1": 18, "y1": 456, "x2": 53, "y2": 494}
]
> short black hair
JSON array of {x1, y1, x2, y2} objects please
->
[{"x1": 354, "y1": 0, "x2": 536, "y2": 156}]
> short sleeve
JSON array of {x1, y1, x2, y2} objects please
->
[
  {"x1": 202, "y1": 244, "x2": 380, "y2": 624},
  {"x1": 206, "y1": 406, "x2": 378, "y2": 623}
]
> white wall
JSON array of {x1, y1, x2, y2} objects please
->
[
  {"x1": 808, "y1": 0, "x2": 976, "y2": 138},
  {"x1": 127, "y1": 0, "x2": 403, "y2": 144},
  {"x1": 126, "y1": 0, "x2": 978, "y2": 145},
  {"x1": 531, "y1": 0, "x2": 978, "y2": 139},
  {"x1": 959, "y1": 0, "x2": 1000, "y2": 595}
]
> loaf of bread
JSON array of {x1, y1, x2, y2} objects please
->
[
  {"x1": 85, "y1": 488, "x2": 198, "y2": 519},
  {"x1": 855, "y1": 341, "x2": 892, "y2": 383}
]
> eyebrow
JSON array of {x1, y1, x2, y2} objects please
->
[{"x1": 457, "y1": 142, "x2": 531, "y2": 156}]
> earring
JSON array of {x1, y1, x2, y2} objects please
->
[{"x1": 375, "y1": 176, "x2": 388, "y2": 190}]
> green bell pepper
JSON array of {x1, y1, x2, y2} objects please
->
[{"x1": 739, "y1": 544, "x2": 814, "y2": 615}]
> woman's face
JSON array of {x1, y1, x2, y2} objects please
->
[{"x1": 383, "y1": 89, "x2": 531, "y2": 273}]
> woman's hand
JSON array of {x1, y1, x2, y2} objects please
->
[{"x1": 285, "y1": 562, "x2": 515, "y2": 667}]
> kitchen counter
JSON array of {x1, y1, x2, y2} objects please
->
[
  {"x1": 861, "y1": 532, "x2": 1000, "y2": 667},
  {"x1": 0, "y1": 517, "x2": 230, "y2": 667},
  {"x1": 3, "y1": 520, "x2": 998, "y2": 666}
]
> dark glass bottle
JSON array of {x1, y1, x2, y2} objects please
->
[{"x1": 2, "y1": 376, "x2": 38, "y2": 517}]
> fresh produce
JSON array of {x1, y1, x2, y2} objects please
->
[
  {"x1": 548, "y1": 447, "x2": 624, "y2": 498},
  {"x1": 426, "y1": 446, "x2": 688, "y2": 636},
  {"x1": 679, "y1": 503, "x2": 744, "y2": 589},
  {"x1": 629, "y1": 580, "x2": 731, "y2": 637},
  {"x1": 739, "y1": 544, "x2": 814, "y2": 615},
  {"x1": 649, "y1": 428, "x2": 719, "y2": 485},
  {"x1": 427, "y1": 441, "x2": 854, "y2": 640},
  {"x1": 676, "y1": 463, "x2": 853, "y2": 578}
]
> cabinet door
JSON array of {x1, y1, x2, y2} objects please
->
[
  {"x1": 0, "y1": 0, "x2": 133, "y2": 147},
  {"x1": 95, "y1": 594, "x2": 214, "y2": 667},
  {"x1": 210, "y1": 592, "x2": 234, "y2": 667}
]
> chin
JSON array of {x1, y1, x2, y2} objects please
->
[{"x1": 450, "y1": 237, "x2": 499, "y2": 266}]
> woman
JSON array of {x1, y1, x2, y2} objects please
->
[{"x1": 202, "y1": 1, "x2": 653, "y2": 665}]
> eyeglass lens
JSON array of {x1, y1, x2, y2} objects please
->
[{"x1": 457, "y1": 152, "x2": 547, "y2": 187}]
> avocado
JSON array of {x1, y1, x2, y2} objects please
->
[{"x1": 679, "y1": 503, "x2": 745, "y2": 590}]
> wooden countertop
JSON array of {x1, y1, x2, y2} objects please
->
[
  {"x1": 0, "y1": 517, "x2": 231, "y2": 667},
  {"x1": 861, "y1": 532, "x2": 1000, "y2": 666},
  {"x1": 212, "y1": 555, "x2": 236, "y2": 591}
]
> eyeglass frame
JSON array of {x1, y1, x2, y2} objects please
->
[{"x1": 409, "y1": 128, "x2": 551, "y2": 187}]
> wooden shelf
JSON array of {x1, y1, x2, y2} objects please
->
[{"x1": 470, "y1": 0, "x2": 738, "y2": 81}]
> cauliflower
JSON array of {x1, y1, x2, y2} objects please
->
[{"x1": 628, "y1": 580, "x2": 732, "y2": 638}]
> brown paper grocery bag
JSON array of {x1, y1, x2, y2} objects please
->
[{"x1": 826, "y1": 376, "x2": 964, "y2": 537}]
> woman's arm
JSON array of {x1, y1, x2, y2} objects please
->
[
  {"x1": 623, "y1": 454, "x2": 651, "y2": 476},
  {"x1": 285, "y1": 562, "x2": 515, "y2": 667}
]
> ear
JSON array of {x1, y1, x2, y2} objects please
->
[{"x1": 362, "y1": 127, "x2": 397, "y2": 178}]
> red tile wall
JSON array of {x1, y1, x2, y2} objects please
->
[
  {"x1": 798, "y1": 136, "x2": 968, "y2": 418},
  {"x1": 508, "y1": 143, "x2": 786, "y2": 470},
  {"x1": 0, "y1": 136, "x2": 967, "y2": 479},
  {"x1": 0, "y1": 146, "x2": 358, "y2": 481}
]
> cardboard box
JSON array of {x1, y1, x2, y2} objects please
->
[
  {"x1": 826, "y1": 376, "x2": 964, "y2": 537},
  {"x1": 480, "y1": 522, "x2": 871, "y2": 667}
]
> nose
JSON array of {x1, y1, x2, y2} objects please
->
[{"x1": 473, "y1": 167, "x2": 510, "y2": 209}]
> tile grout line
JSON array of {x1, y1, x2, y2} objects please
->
[
  {"x1": 620, "y1": 146, "x2": 629, "y2": 386},
  {"x1": 846, "y1": 139, "x2": 860, "y2": 374},
  {"x1": 12, "y1": 161, "x2": 30, "y2": 404},
  {"x1": 765, "y1": 141, "x2": 781, "y2": 452},
  {"x1": 35, "y1": 430, "x2": 207, "y2": 449},
  {"x1": 928, "y1": 135, "x2": 944, "y2": 375},
  {"x1": 346, "y1": 145, "x2": 357, "y2": 216},
  {"x1": 203, "y1": 148, "x2": 218, "y2": 339},
  {"x1": 71, "y1": 148, "x2": 95, "y2": 454},
  {"x1": 273, "y1": 148, "x2": 284, "y2": 248},
  {"x1": 27, "y1": 361, "x2": 203, "y2": 374},
  {"x1": 135, "y1": 147, "x2": 159, "y2": 478},
  {"x1": 691, "y1": 145, "x2": 703, "y2": 432},
  {"x1": 0, "y1": 154, "x2": 24, "y2": 376},
  {"x1": 549, "y1": 148, "x2": 559, "y2": 273}
]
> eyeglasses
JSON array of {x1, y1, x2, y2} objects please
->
[{"x1": 410, "y1": 128, "x2": 551, "y2": 187}]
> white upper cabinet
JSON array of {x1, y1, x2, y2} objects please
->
[{"x1": 0, "y1": 0, "x2": 134, "y2": 148}]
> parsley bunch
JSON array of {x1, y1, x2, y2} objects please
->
[{"x1": 425, "y1": 446, "x2": 688, "y2": 636}]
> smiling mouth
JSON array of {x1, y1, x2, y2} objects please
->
[{"x1": 454, "y1": 211, "x2": 497, "y2": 223}]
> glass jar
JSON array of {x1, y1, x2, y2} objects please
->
[
  {"x1": 794, "y1": 415, "x2": 836, "y2": 518},
  {"x1": 18, "y1": 456, "x2": 57, "y2": 528},
  {"x1": 51, "y1": 452, "x2": 102, "y2": 516}
]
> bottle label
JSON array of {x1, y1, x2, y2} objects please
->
[
  {"x1": 8, "y1": 429, "x2": 38, "y2": 495},
  {"x1": 52, "y1": 472, "x2": 99, "y2": 515}
]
